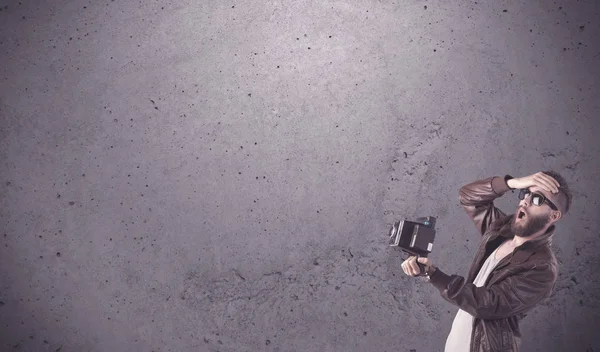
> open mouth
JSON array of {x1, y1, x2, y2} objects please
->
[{"x1": 518, "y1": 210, "x2": 527, "y2": 219}]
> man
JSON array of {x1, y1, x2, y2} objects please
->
[{"x1": 401, "y1": 171, "x2": 572, "y2": 352}]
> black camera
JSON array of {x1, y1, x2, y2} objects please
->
[{"x1": 389, "y1": 216, "x2": 436, "y2": 276}]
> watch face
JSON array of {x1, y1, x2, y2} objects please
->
[{"x1": 425, "y1": 266, "x2": 435, "y2": 277}]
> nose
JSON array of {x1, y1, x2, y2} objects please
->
[{"x1": 520, "y1": 194, "x2": 532, "y2": 207}]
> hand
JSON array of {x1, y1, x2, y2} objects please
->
[
  {"x1": 401, "y1": 256, "x2": 432, "y2": 277},
  {"x1": 509, "y1": 172, "x2": 561, "y2": 194}
]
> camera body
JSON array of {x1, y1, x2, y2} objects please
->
[{"x1": 389, "y1": 216, "x2": 436, "y2": 276}]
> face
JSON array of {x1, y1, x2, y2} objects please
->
[{"x1": 510, "y1": 185, "x2": 560, "y2": 238}]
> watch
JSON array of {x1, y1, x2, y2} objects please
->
[{"x1": 424, "y1": 265, "x2": 437, "y2": 281}]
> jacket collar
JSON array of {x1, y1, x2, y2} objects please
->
[{"x1": 493, "y1": 215, "x2": 555, "y2": 265}]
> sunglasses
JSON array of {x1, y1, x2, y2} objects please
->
[{"x1": 518, "y1": 188, "x2": 558, "y2": 211}]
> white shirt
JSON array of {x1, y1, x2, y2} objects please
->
[{"x1": 444, "y1": 245, "x2": 504, "y2": 352}]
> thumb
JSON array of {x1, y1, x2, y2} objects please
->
[{"x1": 417, "y1": 257, "x2": 429, "y2": 264}]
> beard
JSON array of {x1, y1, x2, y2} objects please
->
[{"x1": 510, "y1": 212, "x2": 550, "y2": 238}]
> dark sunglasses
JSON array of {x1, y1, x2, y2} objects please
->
[{"x1": 518, "y1": 189, "x2": 558, "y2": 211}]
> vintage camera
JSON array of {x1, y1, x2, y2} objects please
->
[{"x1": 389, "y1": 216, "x2": 436, "y2": 276}]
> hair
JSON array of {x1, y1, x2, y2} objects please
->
[{"x1": 542, "y1": 170, "x2": 572, "y2": 216}]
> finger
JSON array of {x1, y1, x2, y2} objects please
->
[
  {"x1": 542, "y1": 173, "x2": 560, "y2": 187},
  {"x1": 535, "y1": 175, "x2": 552, "y2": 192},
  {"x1": 406, "y1": 256, "x2": 415, "y2": 275},
  {"x1": 551, "y1": 178, "x2": 561, "y2": 190},
  {"x1": 548, "y1": 182, "x2": 559, "y2": 193},
  {"x1": 405, "y1": 260, "x2": 414, "y2": 276},
  {"x1": 542, "y1": 179, "x2": 557, "y2": 193},
  {"x1": 537, "y1": 177, "x2": 557, "y2": 194},
  {"x1": 410, "y1": 257, "x2": 420, "y2": 275},
  {"x1": 543, "y1": 175, "x2": 560, "y2": 193}
]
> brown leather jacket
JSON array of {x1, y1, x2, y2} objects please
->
[{"x1": 428, "y1": 175, "x2": 559, "y2": 352}]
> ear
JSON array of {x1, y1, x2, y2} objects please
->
[{"x1": 551, "y1": 210, "x2": 562, "y2": 222}]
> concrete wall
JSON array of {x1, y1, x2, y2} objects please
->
[{"x1": 1, "y1": 1, "x2": 599, "y2": 351}]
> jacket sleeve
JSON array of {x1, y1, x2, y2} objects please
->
[
  {"x1": 459, "y1": 175, "x2": 515, "y2": 236},
  {"x1": 428, "y1": 263, "x2": 558, "y2": 320}
]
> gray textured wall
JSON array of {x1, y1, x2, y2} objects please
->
[{"x1": 1, "y1": 1, "x2": 599, "y2": 351}]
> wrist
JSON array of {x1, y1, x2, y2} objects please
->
[
  {"x1": 425, "y1": 265, "x2": 437, "y2": 277},
  {"x1": 506, "y1": 178, "x2": 516, "y2": 189}
]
